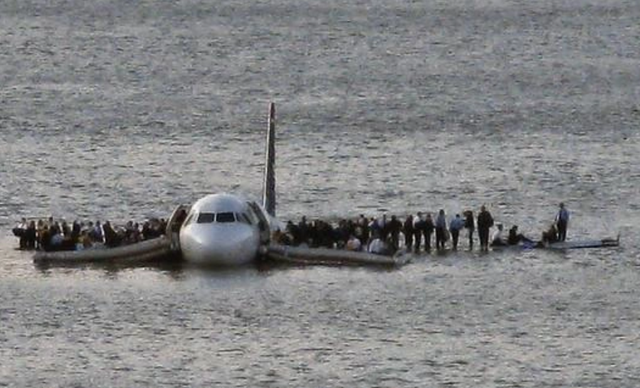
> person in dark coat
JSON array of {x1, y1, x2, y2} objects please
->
[
  {"x1": 423, "y1": 213, "x2": 435, "y2": 252},
  {"x1": 464, "y1": 210, "x2": 474, "y2": 250},
  {"x1": 39, "y1": 225, "x2": 51, "y2": 251},
  {"x1": 555, "y1": 202, "x2": 570, "y2": 242},
  {"x1": 286, "y1": 221, "x2": 301, "y2": 246},
  {"x1": 71, "y1": 221, "x2": 81, "y2": 242},
  {"x1": 357, "y1": 215, "x2": 370, "y2": 245},
  {"x1": 379, "y1": 214, "x2": 389, "y2": 242},
  {"x1": 508, "y1": 225, "x2": 534, "y2": 245},
  {"x1": 434, "y1": 210, "x2": 447, "y2": 250},
  {"x1": 298, "y1": 216, "x2": 310, "y2": 246},
  {"x1": 25, "y1": 221, "x2": 37, "y2": 249},
  {"x1": 403, "y1": 215, "x2": 414, "y2": 251},
  {"x1": 387, "y1": 215, "x2": 402, "y2": 251},
  {"x1": 477, "y1": 206, "x2": 494, "y2": 251},
  {"x1": 103, "y1": 221, "x2": 121, "y2": 248},
  {"x1": 413, "y1": 212, "x2": 423, "y2": 252}
]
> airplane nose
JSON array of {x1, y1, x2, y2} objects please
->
[{"x1": 182, "y1": 226, "x2": 259, "y2": 265}]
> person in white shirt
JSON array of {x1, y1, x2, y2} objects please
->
[
  {"x1": 491, "y1": 224, "x2": 506, "y2": 246},
  {"x1": 346, "y1": 235, "x2": 362, "y2": 251},
  {"x1": 368, "y1": 236, "x2": 386, "y2": 254},
  {"x1": 13, "y1": 218, "x2": 28, "y2": 248},
  {"x1": 50, "y1": 231, "x2": 64, "y2": 248}
]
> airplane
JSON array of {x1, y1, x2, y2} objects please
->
[
  {"x1": 178, "y1": 103, "x2": 279, "y2": 265},
  {"x1": 30, "y1": 102, "x2": 619, "y2": 266},
  {"x1": 30, "y1": 103, "x2": 404, "y2": 267}
]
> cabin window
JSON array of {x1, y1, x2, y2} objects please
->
[
  {"x1": 216, "y1": 212, "x2": 235, "y2": 223},
  {"x1": 196, "y1": 213, "x2": 215, "y2": 223}
]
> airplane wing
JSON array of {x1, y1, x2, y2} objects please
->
[
  {"x1": 265, "y1": 244, "x2": 411, "y2": 267},
  {"x1": 546, "y1": 236, "x2": 620, "y2": 250}
]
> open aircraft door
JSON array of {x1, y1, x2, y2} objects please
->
[{"x1": 248, "y1": 201, "x2": 271, "y2": 245}]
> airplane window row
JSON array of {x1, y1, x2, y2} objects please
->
[{"x1": 187, "y1": 212, "x2": 253, "y2": 225}]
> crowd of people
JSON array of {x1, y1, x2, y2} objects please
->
[
  {"x1": 275, "y1": 203, "x2": 570, "y2": 254},
  {"x1": 12, "y1": 217, "x2": 170, "y2": 252},
  {"x1": 13, "y1": 203, "x2": 570, "y2": 255}
]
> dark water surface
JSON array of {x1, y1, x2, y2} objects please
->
[{"x1": 1, "y1": 0, "x2": 640, "y2": 386}]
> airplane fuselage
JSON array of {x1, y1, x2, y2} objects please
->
[{"x1": 179, "y1": 194, "x2": 264, "y2": 265}]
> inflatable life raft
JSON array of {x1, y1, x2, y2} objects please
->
[
  {"x1": 33, "y1": 236, "x2": 177, "y2": 265},
  {"x1": 32, "y1": 205, "x2": 189, "y2": 265}
]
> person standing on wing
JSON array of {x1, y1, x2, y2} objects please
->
[
  {"x1": 556, "y1": 202, "x2": 570, "y2": 242},
  {"x1": 477, "y1": 205, "x2": 494, "y2": 252},
  {"x1": 435, "y1": 209, "x2": 447, "y2": 251},
  {"x1": 464, "y1": 210, "x2": 474, "y2": 250},
  {"x1": 449, "y1": 214, "x2": 465, "y2": 251},
  {"x1": 403, "y1": 215, "x2": 414, "y2": 252},
  {"x1": 413, "y1": 212, "x2": 424, "y2": 252},
  {"x1": 423, "y1": 213, "x2": 435, "y2": 252}
]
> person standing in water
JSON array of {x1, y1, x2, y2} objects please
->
[{"x1": 555, "y1": 202, "x2": 570, "y2": 242}]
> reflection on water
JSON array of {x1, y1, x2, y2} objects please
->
[{"x1": 2, "y1": 237, "x2": 639, "y2": 387}]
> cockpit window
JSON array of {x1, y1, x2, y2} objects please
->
[
  {"x1": 216, "y1": 212, "x2": 235, "y2": 223},
  {"x1": 196, "y1": 213, "x2": 215, "y2": 223}
]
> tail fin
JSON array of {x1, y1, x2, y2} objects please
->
[{"x1": 262, "y1": 102, "x2": 276, "y2": 217}]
